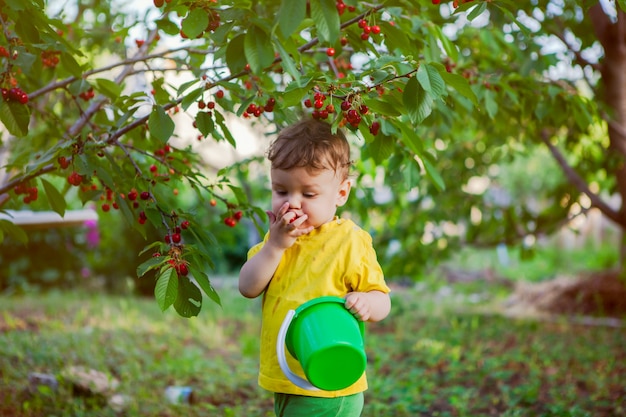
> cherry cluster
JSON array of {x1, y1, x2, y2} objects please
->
[
  {"x1": 357, "y1": 19, "x2": 382, "y2": 41},
  {"x1": 224, "y1": 210, "x2": 243, "y2": 227},
  {"x1": 340, "y1": 98, "x2": 369, "y2": 128},
  {"x1": 243, "y1": 97, "x2": 276, "y2": 118},
  {"x1": 304, "y1": 91, "x2": 335, "y2": 120},
  {"x1": 13, "y1": 182, "x2": 38, "y2": 204},
  {"x1": 41, "y1": 50, "x2": 60, "y2": 68},
  {"x1": 79, "y1": 88, "x2": 95, "y2": 101},
  {"x1": 2, "y1": 87, "x2": 28, "y2": 104},
  {"x1": 335, "y1": 0, "x2": 356, "y2": 15}
]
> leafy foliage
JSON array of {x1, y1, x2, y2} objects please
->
[{"x1": 0, "y1": 0, "x2": 624, "y2": 316}]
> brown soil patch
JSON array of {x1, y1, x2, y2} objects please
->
[{"x1": 504, "y1": 268, "x2": 626, "y2": 318}]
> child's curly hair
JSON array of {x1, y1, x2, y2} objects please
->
[{"x1": 267, "y1": 119, "x2": 352, "y2": 180}]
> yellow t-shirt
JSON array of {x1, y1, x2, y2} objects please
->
[{"x1": 247, "y1": 217, "x2": 390, "y2": 398}]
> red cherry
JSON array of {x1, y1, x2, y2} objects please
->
[
  {"x1": 304, "y1": 98, "x2": 313, "y2": 108},
  {"x1": 171, "y1": 232, "x2": 182, "y2": 243},
  {"x1": 177, "y1": 263, "x2": 189, "y2": 276},
  {"x1": 358, "y1": 19, "x2": 367, "y2": 28},
  {"x1": 215, "y1": 89, "x2": 224, "y2": 99},
  {"x1": 181, "y1": 220, "x2": 190, "y2": 229},
  {"x1": 140, "y1": 191, "x2": 150, "y2": 200},
  {"x1": 326, "y1": 47, "x2": 335, "y2": 57},
  {"x1": 372, "y1": 25, "x2": 381, "y2": 35},
  {"x1": 224, "y1": 217, "x2": 236, "y2": 227},
  {"x1": 234, "y1": 211, "x2": 243, "y2": 220},
  {"x1": 340, "y1": 101, "x2": 351, "y2": 111},
  {"x1": 128, "y1": 190, "x2": 138, "y2": 201},
  {"x1": 150, "y1": 164, "x2": 157, "y2": 173}
]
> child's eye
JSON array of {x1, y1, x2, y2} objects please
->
[
  {"x1": 274, "y1": 190, "x2": 287, "y2": 196},
  {"x1": 304, "y1": 193, "x2": 316, "y2": 198}
]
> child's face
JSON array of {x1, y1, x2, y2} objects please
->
[{"x1": 270, "y1": 166, "x2": 351, "y2": 229}]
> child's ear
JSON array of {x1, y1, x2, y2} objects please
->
[{"x1": 336, "y1": 179, "x2": 352, "y2": 207}]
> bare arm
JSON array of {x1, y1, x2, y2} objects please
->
[
  {"x1": 344, "y1": 290, "x2": 391, "y2": 322},
  {"x1": 239, "y1": 241, "x2": 285, "y2": 298},
  {"x1": 239, "y1": 202, "x2": 313, "y2": 298}
]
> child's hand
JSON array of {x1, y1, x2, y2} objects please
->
[
  {"x1": 344, "y1": 292, "x2": 372, "y2": 322},
  {"x1": 266, "y1": 202, "x2": 313, "y2": 249}
]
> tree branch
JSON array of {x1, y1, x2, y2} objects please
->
[{"x1": 540, "y1": 129, "x2": 624, "y2": 227}]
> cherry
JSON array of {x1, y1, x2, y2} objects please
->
[
  {"x1": 176, "y1": 263, "x2": 189, "y2": 276},
  {"x1": 370, "y1": 121, "x2": 381, "y2": 135},
  {"x1": 102, "y1": 203, "x2": 110, "y2": 212},
  {"x1": 224, "y1": 217, "x2": 237, "y2": 227},
  {"x1": 181, "y1": 220, "x2": 190, "y2": 229},
  {"x1": 171, "y1": 232, "x2": 182, "y2": 243},
  {"x1": 432, "y1": 0, "x2": 441, "y2": 3},
  {"x1": 210, "y1": 199, "x2": 217, "y2": 206},
  {"x1": 68, "y1": 171, "x2": 83, "y2": 186},
  {"x1": 314, "y1": 99, "x2": 324, "y2": 109},
  {"x1": 372, "y1": 25, "x2": 381, "y2": 35},
  {"x1": 150, "y1": 164, "x2": 157, "y2": 173},
  {"x1": 326, "y1": 48, "x2": 335, "y2": 57},
  {"x1": 340, "y1": 100, "x2": 351, "y2": 111},
  {"x1": 140, "y1": 191, "x2": 150, "y2": 200},
  {"x1": 153, "y1": 0, "x2": 164, "y2": 6},
  {"x1": 234, "y1": 211, "x2": 243, "y2": 220},
  {"x1": 58, "y1": 156, "x2": 70, "y2": 169},
  {"x1": 215, "y1": 89, "x2": 224, "y2": 99},
  {"x1": 358, "y1": 19, "x2": 368, "y2": 29},
  {"x1": 304, "y1": 98, "x2": 312, "y2": 108},
  {"x1": 128, "y1": 190, "x2": 138, "y2": 201}
]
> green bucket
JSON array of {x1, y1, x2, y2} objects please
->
[{"x1": 277, "y1": 296, "x2": 366, "y2": 391}]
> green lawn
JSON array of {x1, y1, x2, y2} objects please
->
[{"x1": 0, "y1": 281, "x2": 624, "y2": 417}]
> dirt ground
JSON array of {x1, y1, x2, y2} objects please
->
[{"x1": 503, "y1": 268, "x2": 626, "y2": 319}]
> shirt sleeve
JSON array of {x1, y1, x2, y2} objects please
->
[{"x1": 345, "y1": 228, "x2": 390, "y2": 294}]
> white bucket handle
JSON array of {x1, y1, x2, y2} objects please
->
[{"x1": 276, "y1": 309, "x2": 320, "y2": 391}]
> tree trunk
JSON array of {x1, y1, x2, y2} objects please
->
[{"x1": 589, "y1": 5, "x2": 626, "y2": 271}]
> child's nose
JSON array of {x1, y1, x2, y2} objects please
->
[{"x1": 288, "y1": 195, "x2": 301, "y2": 208}]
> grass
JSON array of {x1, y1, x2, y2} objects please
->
[{"x1": 0, "y1": 279, "x2": 625, "y2": 417}]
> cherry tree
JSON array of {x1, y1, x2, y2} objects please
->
[{"x1": 0, "y1": 0, "x2": 624, "y2": 316}]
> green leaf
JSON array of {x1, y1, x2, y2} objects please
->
[
  {"x1": 403, "y1": 76, "x2": 433, "y2": 124},
  {"x1": 0, "y1": 100, "x2": 30, "y2": 137},
  {"x1": 148, "y1": 105, "x2": 175, "y2": 144},
  {"x1": 226, "y1": 34, "x2": 247, "y2": 74},
  {"x1": 428, "y1": 24, "x2": 458, "y2": 62},
  {"x1": 137, "y1": 256, "x2": 166, "y2": 277},
  {"x1": 416, "y1": 64, "x2": 446, "y2": 99},
  {"x1": 94, "y1": 78, "x2": 123, "y2": 101},
  {"x1": 155, "y1": 266, "x2": 178, "y2": 312},
  {"x1": 278, "y1": 0, "x2": 307, "y2": 38},
  {"x1": 182, "y1": 8, "x2": 209, "y2": 39},
  {"x1": 214, "y1": 111, "x2": 236, "y2": 147},
  {"x1": 196, "y1": 111, "x2": 215, "y2": 137},
  {"x1": 181, "y1": 87, "x2": 204, "y2": 111},
  {"x1": 189, "y1": 266, "x2": 221, "y2": 306},
  {"x1": 273, "y1": 37, "x2": 301, "y2": 84},
  {"x1": 174, "y1": 276, "x2": 202, "y2": 317},
  {"x1": 618, "y1": 0, "x2": 626, "y2": 12},
  {"x1": 310, "y1": 0, "x2": 340, "y2": 44},
  {"x1": 467, "y1": 2, "x2": 488, "y2": 21},
  {"x1": 440, "y1": 71, "x2": 478, "y2": 106},
  {"x1": 0, "y1": 219, "x2": 28, "y2": 244},
  {"x1": 484, "y1": 89, "x2": 498, "y2": 119},
  {"x1": 40, "y1": 178, "x2": 66, "y2": 217},
  {"x1": 244, "y1": 25, "x2": 275, "y2": 74},
  {"x1": 421, "y1": 153, "x2": 446, "y2": 192}
]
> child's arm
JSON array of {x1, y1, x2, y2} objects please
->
[
  {"x1": 239, "y1": 202, "x2": 313, "y2": 298},
  {"x1": 239, "y1": 241, "x2": 285, "y2": 298},
  {"x1": 344, "y1": 290, "x2": 391, "y2": 322}
]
